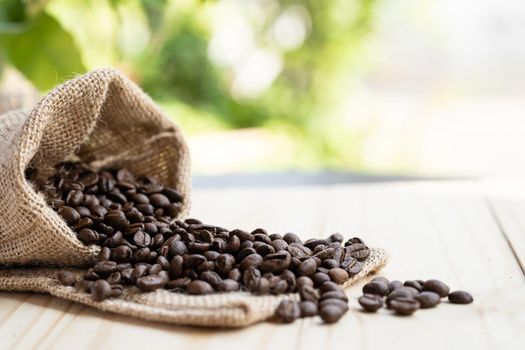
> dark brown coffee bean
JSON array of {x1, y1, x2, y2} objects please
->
[
  {"x1": 415, "y1": 291, "x2": 441, "y2": 308},
  {"x1": 97, "y1": 246, "x2": 111, "y2": 261},
  {"x1": 312, "y1": 272, "x2": 331, "y2": 286},
  {"x1": 297, "y1": 258, "x2": 317, "y2": 276},
  {"x1": 149, "y1": 193, "x2": 170, "y2": 208},
  {"x1": 111, "y1": 245, "x2": 132, "y2": 262},
  {"x1": 319, "y1": 304, "x2": 346, "y2": 324},
  {"x1": 260, "y1": 251, "x2": 291, "y2": 273},
  {"x1": 91, "y1": 280, "x2": 112, "y2": 302},
  {"x1": 386, "y1": 287, "x2": 419, "y2": 308},
  {"x1": 319, "y1": 298, "x2": 349, "y2": 311},
  {"x1": 163, "y1": 187, "x2": 183, "y2": 202},
  {"x1": 328, "y1": 267, "x2": 349, "y2": 284},
  {"x1": 390, "y1": 297, "x2": 420, "y2": 315},
  {"x1": 217, "y1": 279, "x2": 240, "y2": 292},
  {"x1": 322, "y1": 259, "x2": 340, "y2": 269},
  {"x1": 169, "y1": 240, "x2": 187, "y2": 256},
  {"x1": 187, "y1": 280, "x2": 213, "y2": 295},
  {"x1": 279, "y1": 270, "x2": 296, "y2": 293},
  {"x1": 248, "y1": 277, "x2": 270, "y2": 294},
  {"x1": 77, "y1": 228, "x2": 99, "y2": 244},
  {"x1": 345, "y1": 243, "x2": 370, "y2": 261},
  {"x1": 242, "y1": 267, "x2": 261, "y2": 287},
  {"x1": 66, "y1": 190, "x2": 84, "y2": 207},
  {"x1": 319, "y1": 281, "x2": 341, "y2": 294},
  {"x1": 226, "y1": 235, "x2": 241, "y2": 253},
  {"x1": 148, "y1": 263, "x2": 163, "y2": 275},
  {"x1": 136, "y1": 273, "x2": 168, "y2": 292},
  {"x1": 448, "y1": 290, "x2": 473, "y2": 304},
  {"x1": 321, "y1": 290, "x2": 348, "y2": 302},
  {"x1": 240, "y1": 253, "x2": 263, "y2": 270},
  {"x1": 299, "y1": 301, "x2": 318, "y2": 317},
  {"x1": 389, "y1": 280, "x2": 403, "y2": 291},
  {"x1": 362, "y1": 280, "x2": 390, "y2": 296},
  {"x1": 75, "y1": 206, "x2": 91, "y2": 218},
  {"x1": 166, "y1": 277, "x2": 191, "y2": 290},
  {"x1": 58, "y1": 206, "x2": 80, "y2": 225},
  {"x1": 283, "y1": 232, "x2": 302, "y2": 244},
  {"x1": 299, "y1": 285, "x2": 320, "y2": 303},
  {"x1": 404, "y1": 280, "x2": 423, "y2": 292},
  {"x1": 358, "y1": 294, "x2": 383, "y2": 312},
  {"x1": 313, "y1": 247, "x2": 335, "y2": 260},
  {"x1": 422, "y1": 279, "x2": 450, "y2": 297},
  {"x1": 275, "y1": 300, "x2": 300, "y2": 323},
  {"x1": 371, "y1": 276, "x2": 390, "y2": 285},
  {"x1": 216, "y1": 254, "x2": 236, "y2": 275},
  {"x1": 271, "y1": 239, "x2": 288, "y2": 252},
  {"x1": 57, "y1": 271, "x2": 77, "y2": 286},
  {"x1": 93, "y1": 261, "x2": 117, "y2": 277}
]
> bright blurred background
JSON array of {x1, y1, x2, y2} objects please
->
[{"x1": 1, "y1": 0, "x2": 525, "y2": 178}]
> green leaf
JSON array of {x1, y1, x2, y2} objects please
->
[{"x1": 2, "y1": 10, "x2": 86, "y2": 90}]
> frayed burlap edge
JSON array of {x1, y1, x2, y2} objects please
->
[{"x1": 0, "y1": 248, "x2": 387, "y2": 328}]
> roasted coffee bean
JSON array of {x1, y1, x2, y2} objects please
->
[
  {"x1": 327, "y1": 233, "x2": 344, "y2": 244},
  {"x1": 260, "y1": 251, "x2": 291, "y2": 273},
  {"x1": 77, "y1": 228, "x2": 99, "y2": 244},
  {"x1": 321, "y1": 290, "x2": 348, "y2": 302},
  {"x1": 422, "y1": 279, "x2": 450, "y2": 297},
  {"x1": 319, "y1": 304, "x2": 346, "y2": 324},
  {"x1": 242, "y1": 267, "x2": 261, "y2": 287},
  {"x1": 404, "y1": 280, "x2": 423, "y2": 292},
  {"x1": 299, "y1": 285, "x2": 320, "y2": 303},
  {"x1": 448, "y1": 290, "x2": 473, "y2": 304},
  {"x1": 183, "y1": 254, "x2": 207, "y2": 269},
  {"x1": 226, "y1": 235, "x2": 241, "y2": 253},
  {"x1": 216, "y1": 254, "x2": 236, "y2": 275},
  {"x1": 239, "y1": 253, "x2": 263, "y2": 270},
  {"x1": 390, "y1": 297, "x2": 420, "y2": 315},
  {"x1": 415, "y1": 291, "x2": 441, "y2": 308},
  {"x1": 112, "y1": 245, "x2": 132, "y2": 262},
  {"x1": 358, "y1": 294, "x2": 383, "y2": 312},
  {"x1": 312, "y1": 272, "x2": 331, "y2": 286},
  {"x1": 345, "y1": 243, "x2": 370, "y2": 261},
  {"x1": 91, "y1": 280, "x2": 112, "y2": 302},
  {"x1": 236, "y1": 247, "x2": 256, "y2": 261},
  {"x1": 169, "y1": 240, "x2": 187, "y2": 256},
  {"x1": 149, "y1": 193, "x2": 170, "y2": 208},
  {"x1": 93, "y1": 261, "x2": 117, "y2": 277},
  {"x1": 371, "y1": 276, "x2": 390, "y2": 285},
  {"x1": 319, "y1": 298, "x2": 349, "y2": 312},
  {"x1": 136, "y1": 273, "x2": 168, "y2": 292},
  {"x1": 362, "y1": 280, "x2": 390, "y2": 296},
  {"x1": 299, "y1": 301, "x2": 318, "y2": 317},
  {"x1": 283, "y1": 232, "x2": 302, "y2": 244},
  {"x1": 217, "y1": 279, "x2": 240, "y2": 292},
  {"x1": 58, "y1": 206, "x2": 80, "y2": 225},
  {"x1": 166, "y1": 277, "x2": 191, "y2": 290},
  {"x1": 297, "y1": 258, "x2": 317, "y2": 276},
  {"x1": 271, "y1": 239, "x2": 288, "y2": 252},
  {"x1": 328, "y1": 268, "x2": 349, "y2": 284},
  {"x1": 97, "y1": 246, "x2": 111, "y2": 261},
  {"x1": 187, "y1": 280, "x2": 214, "y2": 295},
  {"x1": 279, "y1": 270, "x2": 296, "y2": 293},
  {"x1": 322, "y1": 258, "x2": 340, "y2": 269},
  {"x1": 200, "y1": 271, "x2": 222, "y2": 288},
  {"x1": 386, "y1": 287, "x2": 420, "y2": 308},
  {"x1": 248, "y1": 277, "x2": 270, "y2": 294},
  {"x1": 275, "y1": 300, "x2": 300, "y2": 323},
  {"x1": 319, "y1": 281, "x2": 342, "y2": 294},
  {"x1": 389, "y1": 280, "x2": 403, "y2": 291},
  {"x1": 57, "y1": 271, "x2": 77, "y2": 286},
  {"x1": 304, "y1": 238, "x2": 327, "y2": 250}
]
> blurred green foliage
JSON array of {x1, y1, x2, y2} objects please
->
[{"x1": 0, "y1": 0, "x2": 376, "y2": 171}]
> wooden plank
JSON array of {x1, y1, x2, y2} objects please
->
[
  {"x1": 0, "y1": 181, "x2": 523, "y2": 350},
  {"x1": 481, "y1": 178, "x2": 525, "y2": 272}
]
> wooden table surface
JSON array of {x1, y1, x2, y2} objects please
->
[{"x1": 1, "y1": 180, "x2": 524, "y2": 350}]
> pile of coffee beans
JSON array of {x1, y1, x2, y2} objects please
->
[
  {"x1": 358, "y1": 277, "x2": 473, "y2": 316},
  {"x1": 37, "y1": 161, "x2": 371, "y2": 324}
]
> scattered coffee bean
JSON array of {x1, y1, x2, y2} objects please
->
[
  {"x1": 275, "y1": 300, "x2": 301, "y2": 323},
  {"x1": 415, "y1": 291, "x2": 441, "y2": 308},
  {"x1": 362, "y1": 280, "x2": 390, "y2": 296},
  {"x1": 390, "y1": 297, "x2": 420, "y2": 315},
  {"x1": 448, "y1": 290, "x2": 473, "y2": 304},
  {"x1": 358, "y1": 294, "x2": 383, "y2": 312},
  {"x1": 422, "y1": 279, "x2": 450, "y2": 297},
  {"x1": 299, "y1": 301, "x2": 318, "y2": 317}
]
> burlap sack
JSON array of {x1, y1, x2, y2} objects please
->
[{"x1": 0, "y1": 68, "x2": 387, "y2": 328}]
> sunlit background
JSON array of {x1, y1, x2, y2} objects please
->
[{"x1": 1, "y1": 0, "x2": 525, "y2": 178}]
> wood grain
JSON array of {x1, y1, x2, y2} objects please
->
[{"x1": 1, "y1": 181, "x2": 524, "y2": 350}]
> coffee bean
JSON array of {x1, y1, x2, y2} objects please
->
[
  {"x1": 275, "y1": 300, "x2": 300, "y2": 323},
  {"x1": 58, "y1": 206, "x2": 80, "y2": 225},
  {"x1": 169, "y1": 240, "x2": 187, "y2": 256},
  {"x1": 321, "y1": 290, "x2": 348, "y2": 302},
  {"x1": 149, "y1": 193, "x2": 170, "y2": 208},
  {"x1": 187, "y1": 280, "x2": 214, "y2": 295},
  {"x1": 328, "y1": 268, "x2": 349, "y2": 284},
  {"x1": 386, "y1": 287, "x2": 419, "y2": 308},
  {"x1": 297, "y1": 258, "x2": 317, "y2": 276},
  {"x1": 112, "y1": 245, "x2": 132, "y2": 262},
  {"x1": 217, "y1": 279, "x2": 240, "y2": 292},
  {"x1": 422, "y1": 279, "x2": 450, "y2": 297},
  {"x1": 362, "y1": 280, "x2": 390, "y2": 296},
  {"x1": 319, "y1": 304, "x2": 346, "y2": 324},
  {"x1": 358, "y1": 294, "x2": 383, "y2": 312},
  {"x1": 312, "y1": 272, "x2": 331, "y2": 286},
  {"x1": 389, "y1": 280, "x2": 403, "y2": 291},
  {"x1": 240, "y1": 253, "x2": 263, "y2": 270},
  {"x1": 448, "y1": 290, "x2": 473, "y2": 304},
  {"x1": 77, "y1": 228, "x2": 99, "y2": 244},
  {"x1": 283, "y1": 232, "x2": 302, "y2": 244},
  {"x1": 345, "y1": 243, "x2": 370, "y2": 261},
  {"x1": 299, "y1": 301, "x2": 318, "y2": 317},
  {"x1": 200, "y1": 271, "x2": 222, "y2": 288},
  {"x1": 299, "y1": 285, "x2": 320, "y2": 303},
  {"x1": 390, "y1": 297, "x2": 420, "y2": 315},
  {"x1": 415, "y1": 291, "x2": 441, "y2": 308},
  {"x1": 136, "y1": 273, "x2": 168, "y2": 292},
  {"x1": 248, "y1": 277, "x2": 270, "y2": 294},
  {"x1": 57, "y1": 271, "x2": 77, "y2": 286},
  {"x1": 271, "y1": 239, "x2": 288, "y2": 252},
  {"x1": 404, "y1": 280, "x2": 423, "y2": 292},
  {"x1": 91, "y1": 280, "x2": 112, "y2": 302}
]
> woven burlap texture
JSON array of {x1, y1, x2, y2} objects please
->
[
  {"x1": 0, "y1": 68, "x2": 191, "y2": 266},
  {"x1": 0, "y1": 248, "x2": 387, "y2": 328}
]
